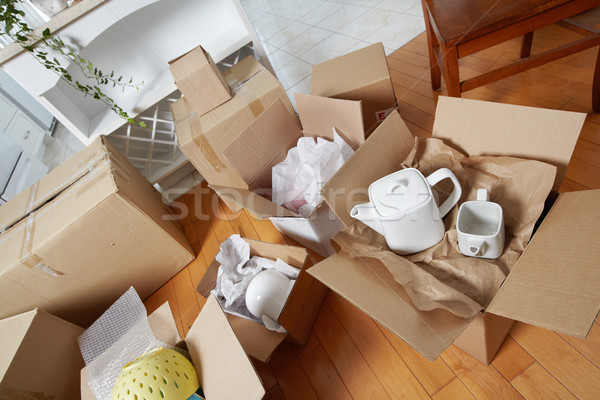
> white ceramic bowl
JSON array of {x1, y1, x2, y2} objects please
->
[{"x1": 245, "y1": 269, "x2": 294, "y2": 322}]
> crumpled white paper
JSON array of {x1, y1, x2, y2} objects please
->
[
  {"x1": 211, "y1": 234, "x2": 300, "y2": 331},
  {"x1": 272, "y1": 128, "x2": 354, "y2": 217}
]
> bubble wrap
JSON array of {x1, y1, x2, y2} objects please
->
[{"x1": 77, "y1": 287, "x2": 161, "y2": 400}]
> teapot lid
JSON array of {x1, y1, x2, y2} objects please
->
[{"x1": 369, "y1": 168, "x2": 431, "y2": 217}]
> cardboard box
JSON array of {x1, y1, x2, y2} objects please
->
[
  {"x1": 310, "y1": 42, "x2": 397, "y2": 132},
  {"x1": 81, "y1": 298, "x2": 266, "y2": 400},
  {"x1": 172, "y1": 55, "x2": 298, "y2": 192},
  {"x1": 196, "y1": 237, "x2": 328, "y2": 362},
  {"x1": 169, "y1": 46, "x2": 232, "y2": 116},
  {"x1": 308, "y1": 96, "x2": 600, "y2": 364},
  {"x1": 0, "y1": 309, "x2": 84, "y2": 399},
  {"x1": 209, "y1": 92, "x2": 366, "y2": 256},
  {"x1": 0, "y1": 137, "x2": 195, "y2": 327}
]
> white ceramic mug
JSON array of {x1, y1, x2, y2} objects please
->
[
  {"x1": 457, "y1": 189, "x2": 505, "y2": 259},
  {"x1": 245, "y1": 269, "x2": 294, "y2": 322}
]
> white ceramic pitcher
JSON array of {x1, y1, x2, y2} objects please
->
[{"x1": 351, "y1": 168, "x2": 462, "y2": 254}]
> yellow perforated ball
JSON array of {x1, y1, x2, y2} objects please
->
[{"x1": 111, "y1": 348, "x2": 200, "y2": 400}]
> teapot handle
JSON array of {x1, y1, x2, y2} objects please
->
[{"x1": 425, "y1": 168, "x2": 462, "y2": 218}]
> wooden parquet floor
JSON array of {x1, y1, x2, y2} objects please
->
[{"x1": 144, "y1": 22, "x2": 600, "y2": 400}]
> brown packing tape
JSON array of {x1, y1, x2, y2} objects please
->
[
  {"x1": 248, "y1": 99, "x2": 265, "y2": 118},
  {"x1": 25, "y1": 181, "x2": 39, "y2": 214},
  {"x1": 106, "y1": 152, "x2": 132, "y2": 185},
  {"x1": 76, "y1": 149, "x2": 104, "y2": 170},
  {"x1": 18, "y1": 216, "x2": 61, "y2": 275},
  {"x1": 194, "y1": 135, "x2": 227, "y2": 173},
  {"x1": 1, "y1": 151, "x2": 109, "y2": 234},
  {"x1": 106, "y1": 148, "x2": 132, "y2": 182},
  {"x1": 19, "y1": 214, "x2": 43, "y2": 269},
  {"x1": 111, "y1": 168, "x2": 131, "y2": 186},
  {"x1": 74, "y1": 165, "x2": 102, "y2": 197}
]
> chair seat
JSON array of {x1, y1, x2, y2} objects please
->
[{"x1": 421, "y1": 0, "x2": 600, "y2": 111}]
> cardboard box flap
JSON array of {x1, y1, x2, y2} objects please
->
[
  {"x1": 432, "y1": 96, "x2": 585, "y2": 191},
  {"x1": 246, "y1": 237, "x2": 309, "y2": 267},
  {"x1": 0, "y1": 137, "x2": 110, "y2": 231},
  {"x1": 295, "y1": 93, "x2": 365, "y2": 149},
  {"x1": 0, "y1": 310, "x2": 37, "y2": 378},
  {"x1": 210, "y1": 184, "x2": 297, "y2": 219},
  {"x1": 186, "y1": 295, "x2": 264, "y2": 400},
  {"x1": 226, "y1": 313, "x2": 286, "y2": 363},
  {"x1": 310, "y1": 42, "x2": 390, "y2": 97},
  {"x1": 322, "y1": 111, "x2": 416, "y2": 227},
  {"x1": 147, "y1": 302, "x2": 181, "y2": 346},
  {"x1": 487, "y1": 189, "x2": 600, "y2": 338},
  {"x1": 223, "y1": 99, "x2": 302, "y2": 190},
  {"x1": 309, "y1": 254, "x2": 471, "y2": 360},
  {"x1": 2, "y1": 309, "x2": 84, "y2": 398}
]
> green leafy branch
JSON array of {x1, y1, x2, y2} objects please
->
[{"x1": 1, "y1": 0, "x2": 146, "y2": 127}]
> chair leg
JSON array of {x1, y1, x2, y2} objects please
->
[
  {"x1": 521, "y1": 32, "x2": 534, "y2": 58},
  {"x1": 442, "y1": 45, "x2": 461, "y2": 97},
  {"x1": 421, "y1": 0, "x2": 442, "y2": 90},
  {"x1": 593, "y1": 47, "x2": 600, "y2": 112}
]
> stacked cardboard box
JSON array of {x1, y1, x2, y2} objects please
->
[
  {"x1": 172, "y1": 55, "x2": 298, "y2": 192},
  {"x1": 0, "y1": 137, "x2": 195, "y2": 327},
  {"x1": 310, "y1": 42, "x2": 397, "y2": 132},
  {"x1": 169, "y1": 46, "x2": 232, "y2": 116},
  {"x1": 171, "y1": 55, "x2": 345, "y2": 256}
]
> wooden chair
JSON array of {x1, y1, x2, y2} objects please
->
[{"x1": 421, "y1": 0, "x2": 600, "y2": 111}]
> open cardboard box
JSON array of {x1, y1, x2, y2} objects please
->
[
  {"x1": 169, "y1": 45, "x2": 232, "y2": 116},
  {"x1": 308, "y1": 96, "x2": 600, "y2": 364},
  {"x1": 310, "y1": 42, "x2": 397, "y2": 133},
  {"x1": 0, "y1": 137, "x2": 194, "y2": 327},
  {"x1": 196, "y1": 237, "x2": 328, "y2": 362},
  {"x1": 81, "y1": 297, "x2": 266, "y2": 400},
  {"x1": 209, "y1": 93, "x2": 367, "y2": 256},
  {"x1": 172, "y1": 55, "x2": 298, "y2": 193},
  {"x1": 0, "y1": 309, "x2": 85, "y2": 398}
]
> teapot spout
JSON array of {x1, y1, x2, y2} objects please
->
[{"x1": 350, "y1": 202, "x2": 384, "y2": 235}]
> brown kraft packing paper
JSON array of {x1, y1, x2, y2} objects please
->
[{"x1": 332, "y1": 137, "x2": 556, "y2": 318}]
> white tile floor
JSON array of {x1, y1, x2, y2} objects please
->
[{"x1": 241, "y1": 0, "x2": 425, "y2": 109}]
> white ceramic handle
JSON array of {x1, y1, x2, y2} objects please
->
[
  {"x1": 468, "y1": 238, "x2": 487, "y2": 256},
  {"x1": 477, "y1": 188, "x2": 489, "y2": 201},
  {"x1": 425, "y1": 168, "x2": 462, "y2": 218}
]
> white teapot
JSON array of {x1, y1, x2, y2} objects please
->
[{"x1": 351, "y1": 168, "x2": 462, "y2": 254}]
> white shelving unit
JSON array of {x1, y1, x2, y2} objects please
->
[
  {"x1": 105, "y1": 89, "x2": 185, "y2": 184},
  {"x1": 1, "y1": 0, "x2": 273, "y2": 147}
]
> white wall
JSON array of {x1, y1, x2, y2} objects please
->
[{"x1": 0, "y1": 68, "x2": 54, "y2": 130}]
